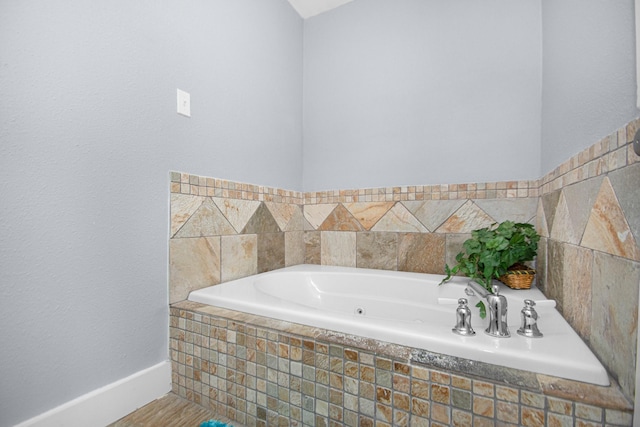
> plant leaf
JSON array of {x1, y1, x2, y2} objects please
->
[{"x1": 476, "y1": 301, "x2": 486, "y2": 319}]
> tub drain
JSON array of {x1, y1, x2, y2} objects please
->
[{"x1": 354, "y1": 307, "x2": 366, "y2": 315}]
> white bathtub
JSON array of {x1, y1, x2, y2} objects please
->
[{"x1": 188, "y1": 264, "x2": 609, "y2": 386}]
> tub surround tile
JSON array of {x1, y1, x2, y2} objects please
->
[
  {"x1": 561, "y1": 244, "x2": 593, "y2": 342},
  {"x1": 590, "y1": 252, "x2": 640, "y2": 399},
  {"x1": 265, "y1": 202, "x2": 303, "y2": 232},
  {"x1": 397, "y1": 233, "x2": 445, "y2": 274},
  {"x1": 343, "y1": 202, "x2": 394, "y2": 230},
  {"x1": 581, "y1": 178, "x2": 640, "y2": 261},
  {"x1": 318, "y1": 204, "x2": 364, "y2": 231},
  {"x1": 304, "y1": 204, "x2": 337, "y2": 229},
  {"x1": 321, "y1": 231, "x2": 356, "y2": 267},
  {"x1": 170, "y1": 116, "x2": 640, "y2": 414},
  {"x1": 242, "y1": 203, "x2": 282, "y2": 234},
  {"x1": 356, "y1": 232, "x2": 397, "y2": 271},
  {"x1": 258, "y1": 233, "x2": 285, "y2": 273},
  {"x1": 546, "y1": 240, "x2": 565, "y2": 313},
  {"x1": 170, "y1": 301, "x2": 632, "y2": 426},
  {"x1": 370, "y1": 203, "x2": 427, "y2": 233},
  {"x1": 169, "y1": 237, "x2": 221, "y2": 303},
  {"x1": 473, "y1": 198, "x2": 537, "y2": 224},
  {"x1": 174, "y1": 197, "x2": 236, "y2": 238},
  {"x1": 561, "y1": 176, "x2": 603, "y2": 240},
  {"x1": 550, "y1": 192, "x2": 580, "y2": 244},
  {"x1": 402, "y1": 200, "x2": 466, "y2": 232},
  {"x1": 171, "y1": 193, "x2": 205, "y2": 237},
  {"x1": 304, "y1": 231, "x2": 321, "y2": 264},
  {"x1": 608, "y1": 163, "x2": 640, "y2": 251},
  {"x1": 213, "y1": 197, "x2": 261, "y2": 233},
  {"x1": 541, "y1": 190, "x2": 562, "y2": 234},
  {"x1": 436, "y1": 200, "x2": 494, "y2": 234},
  {"x1": 536, "y1": 198, "x2": 549, "y2": 238},
  {"x1": 221, "y1": 234, "x2": 257, "y2": 282},
  {"x1": 285, "y1": 231, "x2": 305, "y2": 267}
]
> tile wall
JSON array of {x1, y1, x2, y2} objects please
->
[
  {"x1": 170, "y1": 302, "x2": 633, "y2": 426},
  {"x1": 169, "y1": 116, "x2": 640, "y2": 418}
]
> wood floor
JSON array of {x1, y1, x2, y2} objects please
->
[{"x1": 108, "y1": 393, "x2": 241, "y2": 427}]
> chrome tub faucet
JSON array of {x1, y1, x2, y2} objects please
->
[{"x1": 466, "y1": 280, "x2": 510, "y2": 338}]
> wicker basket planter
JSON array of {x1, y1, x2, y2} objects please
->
[{"x1": 498, "y1": 264, "x2": 535, "y2": 289}]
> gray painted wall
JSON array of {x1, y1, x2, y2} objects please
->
[
  {"x1": 1, "y1": 0, "x2": 638, "y2": 424},
  {"x1": 302, "y1": 0, "x2": 542, "y2": 192},
  {"x1": 541, "y1": 0, "x2": 639, "y2": 174},
  {"x1": 0, "y1": 0, "x2": 302, "y2": 425}
]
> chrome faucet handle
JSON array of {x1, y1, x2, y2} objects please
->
[
  {"x1": 452, "y1": 298, "x2": 475, "y2": 336},
  {"x1": 517, "y1": 299, "x2": 543, "y2": 338}
]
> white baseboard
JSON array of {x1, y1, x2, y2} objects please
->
[{"x1": 15, "y1": 360, "x2": 172, "y2": 427}]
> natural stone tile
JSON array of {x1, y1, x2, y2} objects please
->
[
  {"x1": 402, "y1": 200, "x2": 466, "y2": 232},
  {"x1": 242, "y1": 203, "x2": 282, "y2": 234},
  {"x1": 371, "y1": 203, "x2": 427, "y2": 233},
  {"x1": 221, "y1": 234, "x2": 257, "y2": 282},
  {"x1": 474, "y1": 198, "x2": 537, "y2": 224},
  {"x1": 436, "y1": 200, "x2": 494, "y2": 234},
  {"x1": 169, "y1": 237, "x2": 220, "y2": 303},
  {"x1": 536, "y1": 198, "x2": 549, "y2": 238},
  {"x1": 561, "y1": 176, "x2": 603, "y2": 243},
  {"x1": 175, "y1": 197, "x2": 236, "y2": 238},
  {"x1": 550, "y1": 192, "x2": 580, "y2": 244},
  {"x1": 321, "y1": 231, "x2": 356, "y2": 267},
  {"x1": 397, "y1": 233, "x2": 445, "y2": 274},
  {"x1": 304, "y1": 231, "x2": 321, "y2": 264},
  {"x1": 561, "y1": 244, "x2": 592, "y2": 341},
  {"x1": 285, "y1": 231, "x2": 305, "y2": 267},
  {"x1": 541, "y1": 190, "x2": 562, "y2": 234},
  {"x1": 264, "y1": 202, "x2": 302, "y2": 231},
  {"x1": 444, "y1": 233, "x2": 470, "y2": 274},
  {"x1": 257, "y1": 232, "x2": 285, "y2": 273},
  {"x1": 536, "y1": 237, "x2": 548, "y2": 293},
  {"x1": 304, "y1": 204, "x2": 338, "y2": 229},
  {"x1": 609, "y1": 163, "x2": 640, "y2": 253},
  {"x1": 582, "y1": 177, "x2": 640, "y2": 261},
  {"x1": 521, "y1": 407, "x2": 544, "y2": 427},
  {"x1": 213, "y1": 197, "x2": 261, "y2": 233},
  {"x1": 319, "y1": 204, "x2": 365, "y2": 231},
  {"x1": 496, "y1": 401, "x2": 519, "y2": 424},
  {"x1": 343, "y1": 202, "x2": 394, "y2": 230},
  {"x1": 170, "y1": 194, "x2": 205, "y2": 237},
  {"x1": 591, "y1": 251, "x2": 640, "y2": 399},
  {"x1": 285, "y1": 205, "x2": 306, "y2": 232},
  {"x1": 545, "y1": 240, "x2": 564, "y2": 311},
  {"x1": 356, "y1": 232, "x2": 397, "y2": 271}
]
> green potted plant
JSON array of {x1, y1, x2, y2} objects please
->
[{"x1": 440, "y1": 221, "x2": 540, "y2": 316}]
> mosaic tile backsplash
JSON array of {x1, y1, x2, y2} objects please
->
[{"x1": 170, "y1": 117, "x2": 640, "y2": 420}]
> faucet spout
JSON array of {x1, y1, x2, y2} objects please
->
[{"x1": 466, "y1": 281, "x2": 510, "y2": 338}]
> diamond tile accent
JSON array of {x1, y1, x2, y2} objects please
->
[
  {"x1": 304, "y1": 204, "x2": 338, "y2": 229},
  {"x1": 266, "y1": 202, "x2": 303, "y2": 231},
  {"x1": 213, "y1": 197, "x2": 261, "y2": 233},
  {"x1": 170, "y1": 194, "x2": 205, "y2": 237},
  {"x1": 403, "y1": 200, "x2": 465, "y2": 232},
  {"x1": 436, "y1": 200, "x2": 493, "y2": 233},
  {"x1": 242, "y1": 203, "x2": 281, "y2": 234},
  {"x1": 319, "y1": 204, "x2": 365, "y2": 231},
  {"x1": 581, "y1": 178, "x2": 640, "y2": 261},
  {"x1": 174, "y1": 197, "x2": 236, "y2": 238},
  {"x1": 343, "y1": 202, "x2": 394, "y2": 230},
  {"x1": 371, "y1": 203, "x2": 427, "y2": 232},
  {"x1": 550, "y1": 193, "x2": 580, "y2": 244},
  {"x1": 474, "y1": 198, "x2": 537, "y2": 224}
]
